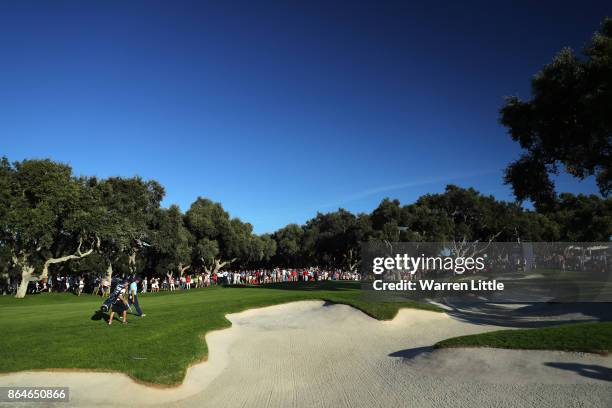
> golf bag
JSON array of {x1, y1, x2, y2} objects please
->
[{"x1": 100, "y1": 282, "x2": 127, "y2": 313}]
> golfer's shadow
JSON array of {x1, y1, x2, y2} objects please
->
[{"x1": 91, "y1": 310, "x2": 110, "y2": 323}]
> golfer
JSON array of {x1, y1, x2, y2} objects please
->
[
  {"x1": 108, "y1": 282, "x2": 129, "y2": 325},
  {"x1": 129, "y1": 278, "x2": 146, "y2": 317}
]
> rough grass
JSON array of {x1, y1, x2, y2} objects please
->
[
  {"x1": 434, "y1": 322, "x2": 612, "y2": 354},
  {"x1": 0, "y1": 281, "x2": 441, "y2": 385}
]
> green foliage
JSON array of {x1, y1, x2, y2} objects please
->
[
  {"x1": 272, "y1": 224, "x2": 305, "y2": 266},
  {"x1": 185, "y1": 197, "x2": 268, "y2": 269},
  {"x1": 0, "y1": 159, "x2": 103, "y2": 273},
  {"x1": 545, "y1": 193, "x2": 612, "y2": 241},
  {"x1": 500, "y1": 18, "x2": 612, "y2": 207},
  {"x1": 149, "y1": 205, "x2": 192, "y2": 275},
  {"x1": 302, "y1": 209, "x2": 372, "y2": 270},
  {"x1": 97, "y1": 176, "x2": 164, "y2": 254}
]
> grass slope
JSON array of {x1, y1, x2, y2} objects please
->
[
  {"x1": 435, "y1": 322, "x2": 612, "y2": 354},
  {"x1": 0, "y1": 281, "x2": 440, "y2": 385}
]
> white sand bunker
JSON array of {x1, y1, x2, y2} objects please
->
[{"x1": 1, "y1": 301, "x2": 611, "y2": 407}]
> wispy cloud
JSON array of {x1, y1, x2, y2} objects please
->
[{"x1": 320, "y1": 169, "x2": 500, "y2": 209}]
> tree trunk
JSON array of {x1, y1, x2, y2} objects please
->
[
  {"x1": 345, "y1": 248, "x2": 359, "y2": 272},
  {"x1": 105, "y1": 262, "x2": 113, "y2": 281},
  {"x1": 212, "y1": 261, "x2": 221, "y2": 275},
  {"x1": 201, "y1": 257, "x2": 236, "y2": 275},
  {"x1": 178, "y1": 263, "x2": 190, "y2": 276},
  {"x1": 39, "y1": 237, "x2": 97, "y2": 281},
  {"x1": 212, "y1": 258, "x2": 236, "y2": 275},
  {"x1": 15, "y1": 264, "x2": 35, "y2": 299},
  {"x1": 128, "y1": 251, "x2": 137, "y2": 274},
  {"x1": 40, "y1": 253, "x2": 91, "y2": 280}
]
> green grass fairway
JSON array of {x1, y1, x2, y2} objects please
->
[
  {"x1": 434, "y1": 322, "x2": 612, "y2": 354},
  {"x1": 0, "y1": 281, "x2": 441, "y2": 385}
]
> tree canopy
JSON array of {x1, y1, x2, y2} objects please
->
[{"x1": 500, "y1": 18, "x2": 612, "y2": 208}]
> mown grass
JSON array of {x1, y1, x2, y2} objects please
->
[
  {"x1": 434, "y1": 322, "x2": 612, "y2": 354},
  {"x1": 0, "y1": 281, "x2": 441, "y2": 385}
]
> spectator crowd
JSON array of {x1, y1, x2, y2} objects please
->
[{"x1": 0, "y1": 268, "x2": 362, "y2": 296}]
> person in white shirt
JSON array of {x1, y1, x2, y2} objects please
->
[{"x1": 77, "y1": 277, "x2": 84, "y2": 296}]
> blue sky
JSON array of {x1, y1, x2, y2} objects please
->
[{"x1": 1, "y1": 1, "x2": 609, "y2": 233}]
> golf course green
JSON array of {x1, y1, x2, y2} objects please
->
[{"x1": 0, "y1": 281, "x2": 441, "y2": 385}]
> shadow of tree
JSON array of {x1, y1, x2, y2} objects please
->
[
  {"x1": 443, "y1": 299, "x2": 612, "y2": 328},
  {"x1": 544, "y1": 362, "x2": 612, "y2": 382},
  {"x1": 388, "y1": 346, "x2": 433, "y2": 359}
]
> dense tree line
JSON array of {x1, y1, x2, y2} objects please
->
[
  {"x1": 1, "y1": 157, "x2": 610, "y2": 298},
  {"x1": 0, "y1": 158, "x2": 275, "y2": 298}
]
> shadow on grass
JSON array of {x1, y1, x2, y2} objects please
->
[
  {"x1": 91, "y1": 310, "x2": 110, "y2": 323},
  {"x1": 443, "y1": 299, "x2": 612, "y2": 328},
  {"x1": 544, "y1": 362, "x2": 612, "y2": 382}
]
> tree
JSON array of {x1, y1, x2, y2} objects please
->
[
  {"x1": 0, "y1": 158, "x2": 15, "y2": 293},
  {"x1": 411, "y1": 185, "x2": 505, "y2": 243},
  {"x1": 149, "y1": 205, "x2": 192, "y2": 277},
  {"x1": 247, "y1": 234, "x2": 277, "y2": 268},
  {"x1": 400, "y1": 203, "x2": 453, "y2": 242},
  {"x1": 500, "y1": 18, "x2": 612, "y2": 208},
  {"x1": 302, "y1": 209, "x2": 372, "y2": 270},
  {"x1": 37, "y1": 176, "x2": 108, "y2": 283},
  {"x1": 272, "y1": 224, "x2": 305, "y2": 267},
  {"x1": 185, "y1": 197, "x2": 260, "y2": 274},
  {"x1": 371, "y1": 198, "x2": 402, "y2": 232},
  {"x1": 369, "y1": 198, "x2": 402, "y2": 243},
  {"x1": 96, "y1": 177, "x2": 164, "y2": 281},
  {"x1": 259, "y1": 234, "x2": 277, "y2": 265},
  {"x1": 546, "y1": 193, "x2": 612, "y2": 241},
  {"x1": 0, "y1": 159, "x2": 100, "y2": 298}
]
